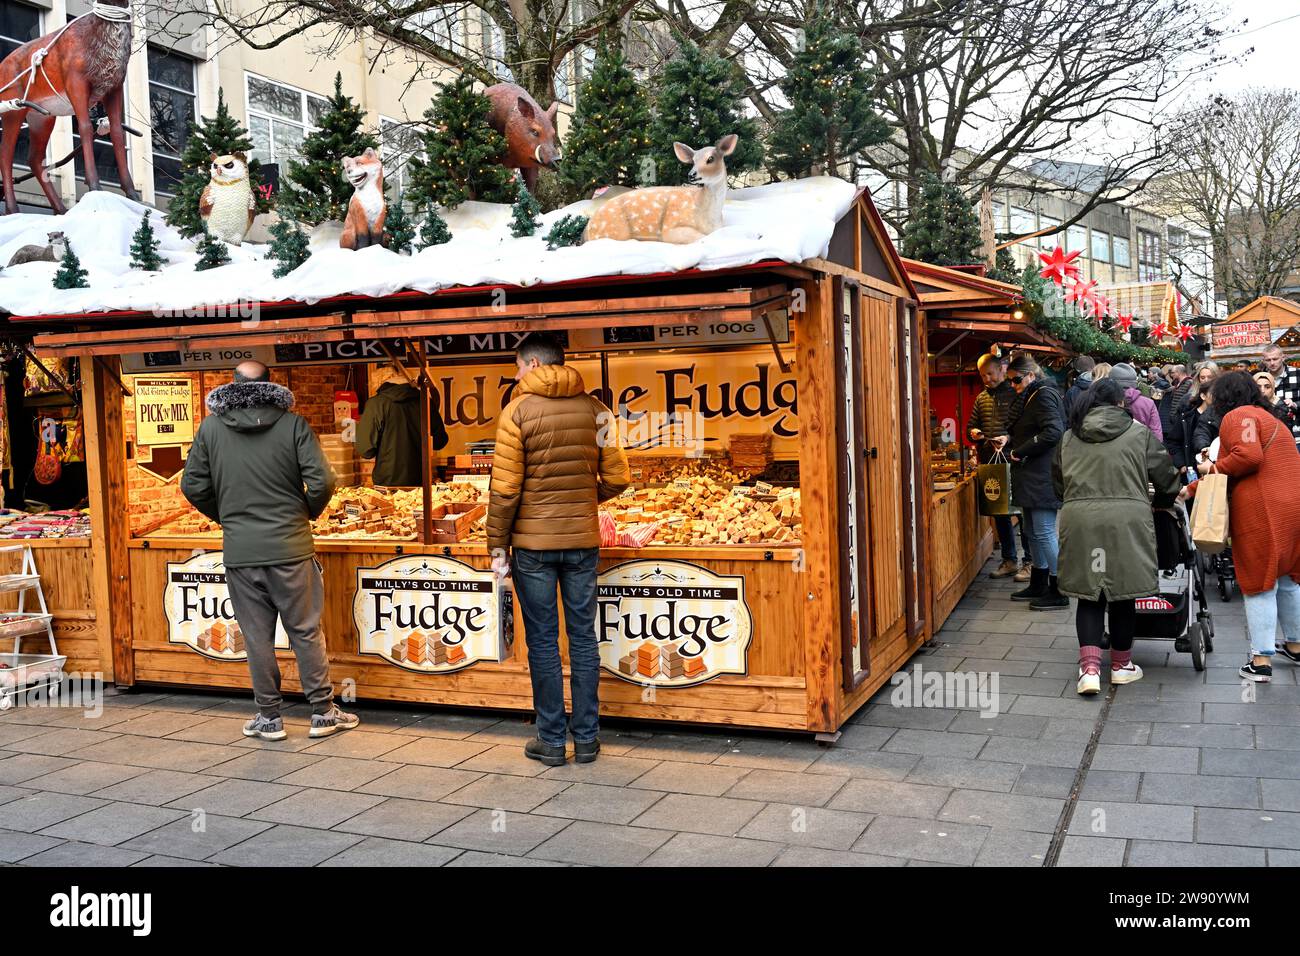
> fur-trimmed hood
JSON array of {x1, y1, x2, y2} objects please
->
[{"x1": 205, "y1": 380, "x2": 295, "y2": 432}]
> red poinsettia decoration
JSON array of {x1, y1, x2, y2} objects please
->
[
  {"x1": 1178, "y1": 322, "x2": 1194, "y2": 342},
  {"x1": 1038, "y1": 246, "x2": 1082, "y2": 285},
  {"x1": 1116, "y1": 312, "x2": 1134, "y2": 333}
]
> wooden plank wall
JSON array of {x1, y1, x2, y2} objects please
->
[{"x1": 930, "y1": 478, "x2": 996, "y2": 629}]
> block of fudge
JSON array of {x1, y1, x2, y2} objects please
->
[
  {"x1": 390, "y1": 641, "x2": 407, "y2": 662},
  {"x1": 446, "y1": 644, "x2": 466, "y2": 665},
  {"x1": 683, "y1": 656, "x2": 705, "y2": 677}
]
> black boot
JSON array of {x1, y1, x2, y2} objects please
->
[
  {"x1": 1011, "y1": 566, "x2": 1048, "y2": 602},
  {"x1": 1030, "y1": 575, "x2": 1070, "y2": 610},
  {"x1": 524, "y1": 737, "x2": 567, "y2": 766}
]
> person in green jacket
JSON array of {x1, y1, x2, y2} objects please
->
[
  {"x1": 1052, "y1": 378, "x2": 1181, "y2": 697},
  {"x1": 356, "y1": 366, "x2": 450, "y2": 487},
  {"x1": 181, "y1": 361, "x2": 357, "y2": 741}
]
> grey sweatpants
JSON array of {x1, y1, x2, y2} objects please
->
[{"x1": 224, "y1": 558, "x2": 334, "y2": 717}]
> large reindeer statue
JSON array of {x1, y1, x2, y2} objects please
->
[{"x1": 0, "y1": 0, "x2": 138, "y2": 215}]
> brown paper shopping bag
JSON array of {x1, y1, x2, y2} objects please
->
[{"x1": 1190, "y1": 472, "x2": 1230, "y2": 555}]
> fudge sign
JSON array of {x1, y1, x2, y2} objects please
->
[
  {"x1": 598, "y1": 560, "x2": 753, "y2": 688},
  {"x1": 134, "y1": 378, "x2": 194, "y2": 446},
  {"x1": 164, "y1": 552, "x2": 289, "y2": 660},
  {"x1": 353, "y1": 555, "x2": 510, "y2": 673}
]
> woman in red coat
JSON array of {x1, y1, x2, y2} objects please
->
[{"x1": 1183, "y1": 372, "x2": 1300, "y2": 681}]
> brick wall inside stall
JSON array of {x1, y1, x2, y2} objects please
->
[{"x1": 124, "y1": 366, "x2": 361, "y2": 535}]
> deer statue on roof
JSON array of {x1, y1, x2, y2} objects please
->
[{"x1": 0, "y1": 0, "x2": 138, "y2": 215}]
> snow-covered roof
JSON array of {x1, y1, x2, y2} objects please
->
[{"x1": 0, "y1": 177, "x2": 860, "y2": 319}]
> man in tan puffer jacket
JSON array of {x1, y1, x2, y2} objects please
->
[{"x1": 488, "y1": 333, "x2": 629, "y2": 766}]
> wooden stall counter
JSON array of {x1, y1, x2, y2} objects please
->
[
  {"x1": 928, "y1": 474, "x2": 994, "y2": 631},
  {"x1": 125, "y1": 534, "x2": 810, "y2": 731},
  {"x1": 0, "y1": 538, "x2": 102, "y2": 676}
]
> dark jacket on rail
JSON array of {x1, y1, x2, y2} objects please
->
[
  {"x1": 1005, "y1": 378, "x2": 1066, "y2": 510},
  {"x1": 180, "y1": 380, "x2": 335, "y2": 569}
]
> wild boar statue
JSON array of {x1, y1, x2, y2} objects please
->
[{"x1": 484, "y1": 83, "x2": 562, "y2": 193}]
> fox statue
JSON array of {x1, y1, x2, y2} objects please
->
[{"x1": 339, "y1": 147, "x2": 387, "y2": 250}]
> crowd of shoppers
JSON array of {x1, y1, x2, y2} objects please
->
[{"x1": 970, "y1": 341, "x2": 1299, "y2": 695}]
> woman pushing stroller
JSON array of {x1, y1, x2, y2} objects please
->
[{"x1": 1053, "y1": 378, "x2": 1182, "y2": 695}]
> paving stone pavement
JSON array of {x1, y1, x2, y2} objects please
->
[{"x1": 2, "y1": 556, "x2": 1297, "y2": 867}]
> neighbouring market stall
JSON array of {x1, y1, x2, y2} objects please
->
[
  {"x1": 3, "y1": 181, "x2": 938, "y2": 736},
  {"x1": 906, "y1": 259, "x2": 1071, "y2": 630}
]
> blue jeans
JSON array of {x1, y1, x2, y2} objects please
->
[
  {"x1": 1244, "y1": 575, "x2": 1300, "y2": 658},
  {"x1": 994, "y1": 515, "x2": 1019, "y2": 561},
  {"x1": 1021, "y1": 507, "x2": 1059, "y2": 576},
  {"x1": 511, "y1": 547, "x2": 601, "y2": 746}
]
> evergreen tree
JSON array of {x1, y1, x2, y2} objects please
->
[
  {"x1": 900, "y1": 173, "x2": 983, "y2": 267},
  {"x1": 768, "y1": 5, "x2": 889, "y2": 178},
  {"x1": 986, "y1": 239, "x2": 1020, "y2": 285},
  {"x1": 509, "y1": 179, "x2": 542, "y2": 237},
  {"x1": 166, "y1": 88, "x2": 271, "y2": 239},
  {"x1": 560, "y1": 39, "x2": 654, "y2": 197},
  {"x1": 267, "y1": 218, "x2": 312, "y2": 278},
  {"x1": 129, "y1": 211, "x2": 164, "y2": 270},
  {"x1": 545, "y1": 214, "x2": 588, "y2": 250},
  {"x1": 53, "y1": 245, "x2": 89, "y2": 289},
  {"x1": 406, "y1": 76, "x2": 515, "y2": 210},
  {"x1": 279, "y1": 73, "x2": 380, "y2": 226},
  {"x1": 416, "y1": 207, "x2": 453, "y2": 249},
  {"x1": 648, "y1": 39, "x2": 763, "y2": 186},
  {"x1": 194, "y1": 230, "x2": 231, "y2": 272},
  {"x1": 385, "y1": 193, "x2": 416, "y2": 254}
]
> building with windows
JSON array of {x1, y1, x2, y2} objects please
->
[{"x1": 0, "y1": 0, "x2": 621, "y2": 218}]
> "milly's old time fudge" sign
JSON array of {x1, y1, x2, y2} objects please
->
[
  {"x1": 163, "y1": 551, "x2": 290, "y2": 660},
  {"x1": 353, "y1": 555, "x2": 511, "y2": 673},
  {"x1": 597, "y1": 560, "x2": 753, "y2": 688}
]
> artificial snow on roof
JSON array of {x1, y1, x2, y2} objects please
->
[{"x1": 0, "y1": 177, "x2": 859, "y2": 318}]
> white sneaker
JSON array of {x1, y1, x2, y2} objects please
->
[
  {"x1": 1110, "y1": 662, "x2": 1144, "y2": 685},
  {"x1": 1077, "y1": 670, "x2": 1101, "y2": 696}
]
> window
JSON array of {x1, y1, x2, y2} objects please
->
[
  {"x1": 1113, "y1": 235, "x2": 1131, "y2": 268},
  {"x1": 1010, "y1": 206, "x2": 1035, "y2": 237},
  {"x1": 245, "y1": 73, "x2": 330, "y2": 167},
  {"x1": 1091, "y1": 229, "x2": 1111, "y2": 263},
  {"x1": 1137, "y1": 228, "x2": 1163, "y2": 282},
  {"x1": 1067, "y1": 224, "x2": 1088, "y2": 256},
  {"x1": 380, "y1": 118, "x2": 423, "y2": 201},
  {"x1": 0, "y1": 1, "x2": 40, "y2": 168},
  {"x1": 148, "y1": 47, "x2": 197, "y2": 196},
  {"x1": 68, "y1": 12, "x2": 126, "y2": 185},
  {"x1": 481, "y1": 13, "x2": 512, "y2": 80},
  {"x1": 411, "y1": 5, "x2": 461, "y2": 47},
  {"x1": 1038, "y1": 215, "x2": 1062, "y2": 249}
]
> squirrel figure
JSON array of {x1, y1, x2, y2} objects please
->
[
  {"x1": 199, "y1": 152, "x2": 256, "y2": 245},
  {"x1": 340, "y1": 148, "x2": 387, "y2": 250}
]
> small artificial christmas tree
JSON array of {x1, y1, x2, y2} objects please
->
[
  {"x1": 509, "y1": 179, "x2": 542, "y2": 237},
  {"x1": 385, "y1": 193, "x2": 416, "y2": 254},
  {"x1": 648, "y1": 39, "x2": 763, "y2": 186},
  {"x1": 194, "y1": 230, "x2": 231, "y2": 272},
  {"x1": 279, "y1": 73, "x2": 381, "y2": 226},
  {"x1": 560, "y1": 38, "x2": 654, "y2": 197},
  {"x1": 544, "y1": 214, "x2": 588, "y2": 250},
  {"x1": 406, "y1": 76, "x2": 515, "y2": 210},
  {"x1": 416, "y1": 206, "x2": 453, "y2": 249},
  {"x1": 166, "y1": 88, "x2": 271, "y2": 239},
  {"x1": 768, "y1": 5, "x2": 889, "y2": 178},
  {"x1": 900, "y1": 173, "x2": 983, "y2": 267},
  {"x1": 129, "y1": 211, "x2": 165, "y2": 270},
  {"x1": 267, "y1": 218, "x2": 312, "y2": 278},
  {"x1": 53, "y1": 245, "x2": 89, "y2": 289}
]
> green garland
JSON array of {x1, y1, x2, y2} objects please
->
[{"x1": 1020, "y1": 266, "x2": 1183, "y2": 365}]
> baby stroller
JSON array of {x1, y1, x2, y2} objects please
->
[
  {"x1": 1202, "y1": 548, "x2": 1238, "y2": 603},
  {"x1": 1130, "y1": 505, "x2": 1215, "y2": 670}
]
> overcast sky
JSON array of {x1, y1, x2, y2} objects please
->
[{"x1": 1205, "y1": 2, "x2": 1300, "y2": 93}]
